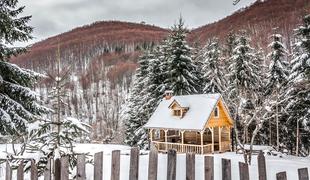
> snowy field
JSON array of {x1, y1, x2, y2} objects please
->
[{"x1": 0, "y1": 144, "x2": 309, "y2": 180}]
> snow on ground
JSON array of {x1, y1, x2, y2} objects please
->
[{"x1": 0, "y1": 144, "x2": 309, "y2": 180}]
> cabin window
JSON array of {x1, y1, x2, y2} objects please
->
[
  {"x1": 173, "y1": 109, "x2": 181, "y2": 116},
  {"x1": 154, "y1": 129, "x2": 160, "y2": 139},
  {"x1": 214, "y1": 106, "x2": 219, "y2": 118}
]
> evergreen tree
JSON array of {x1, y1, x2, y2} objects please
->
[
  {"x1": 227, "y1": 32, "x2": 263, "y2": 146},
  {"x1": 284, "y1": 14, "x2": 310, "y2": 156},
  {"x1": 264, "y1": 33, "x2": 289, "y2": 149},
  {"x1": 0, "y1": 0, "x2": 48, "y2": 142},
  {"x1": 124, "y1": 52, "x2": 151, "y2": 147},
  {"x1": 166, "y1": 17, "x2": 201, "y2": 95},
  {"x1": 201, "y1": 39, "x2": 226, "y2": 94},
  {"x1": 27, "y1": 52, "x2": 91, "y2": 171}
]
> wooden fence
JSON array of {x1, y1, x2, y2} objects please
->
[{"x1": 3, "y1": 148, "x2": 310, "y2": 180}]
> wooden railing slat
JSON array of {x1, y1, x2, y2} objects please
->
[
  {"x1": 298, "y1": 168, "x2": 309, "y2": 180},
  {"x1": 31, "y1": 160, "x2": 38, "y2": 180},
  {"x1": 148, "y1": 150, "x2": 158, "y2": 180},
  {"x1": 277, "y1": 172, "x2": 287, "y2": 180},
  {"x1": 129, "y1": 147, "x2": 139, "y2": 180},
  {"x1": 222, "y1": 158, "x2": 231, "y2": 180},
  {"x1": 5, "y1": 161, "x2": 12, "y2": 180},
  {"x1": 167, "y1": 149, "x2": 177, "y2": 180},
  {"x1": 17, "y1": 160, "x2": 24, "y2": 180},
  {"x1": 77, "y1": 154, "x2": 86, "y2": 180},
  {"x1": 111, "y1": 150, "x2": 121, "y2": 180},
  {"x1": 205, "y1": 156, "x2": 214, "y2": 180},
  {"x1": 44, "y1": 158, "x2": 51, "y2": 180},
  {"x1": 94, "y1": 152, "x2": 103, "y2": 180},
  {"x1": 239, "y1": 162, "x2": 249, "y2": 180},
  {"x1": 258, "y1": 151, "x2": 267, "y2": 180},
  {"x1": 186, "y1": 153, "x2": 195, "y2": 180}
]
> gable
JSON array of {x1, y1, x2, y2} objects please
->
[{"x1": 205, "y1": 99, "x2": 233, "y2": 128}]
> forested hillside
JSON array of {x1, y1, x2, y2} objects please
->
[{"x1": 9, "y1": 0, "x2": 310, "y2": 143}]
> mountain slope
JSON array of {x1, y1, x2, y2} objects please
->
[{"x1": 189, "y1": 0, "x2": 310, "y2": 51}]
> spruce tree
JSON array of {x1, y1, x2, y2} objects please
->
[
  {"x1": 0, "y1": 0, "x2": 48, "y2": 142},
  {"x1": 284, "y1": 14, "x2": 310, "y2": 156},
  {"x1": 201, "y1": 39, "x2": 226, "y2": 94},
  {"x1": 124, "y1": 51, "x2": 150, "y2": 147},
  {"x1": 166, "y1": 17, "x2": 201, "y2": 95},
  {"x1": 264, "y1": 33, "x2": 289, "y2": 149}
]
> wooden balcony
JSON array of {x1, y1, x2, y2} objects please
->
[{"x1": 152, "y1": 141, "x2": 230, "y2": 154}]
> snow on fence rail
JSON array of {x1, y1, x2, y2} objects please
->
[{"x1": 1, "y1": 148, "x2": 310, "y2": 180}]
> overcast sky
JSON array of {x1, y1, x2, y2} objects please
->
[{"x1": 19, "y1": 0, "x2": 256, "y2": 46}]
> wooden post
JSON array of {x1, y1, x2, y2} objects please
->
[
  {"x1": 167, "y1": 149, "x2": 177, "y2": 180},
  {"x1": 61, "y1": 156, "x2": 69, "y2": 180},
  {"x1": 31, "y1": 160, "x2": 38, "y2": 180},
  {"x1": 44, "y1": 158, "x2": 51, "y2": 180},
  {"x1": 54, "y1": 159, "x2": 61, "y2": 180},
  {"x1": 205, "y1": 156, "x2": 214, "y2": 180},
  {"x1": 276, "y1": 172, "x2": 287, "y2": 180},
  {"x1": 164, "y1": 130, "x2": 168, "y2": 151},
  {"x1": 239, "y1": 162, "x2": 249, "y2": 180},
  {"x1": 77, "y1": 154, "x2": 86, "y2": 180},
  {"x1": 148, "y1": 150, "x2": 158, "y2": 180},
  {"x1": 219, "y1": 127, "x2": 222, "y2": 152},
  {"x1": 129, "y1": 147, "x2": 139, "y2": 180},
  {"x1": 94, "y1": 152, "x2": 103, "y2": 180},
  {"x1": 201, "y1": 130, "x2": 204, "y2": 154},
  {"x1": 181, "y1": 131, "x2": 185, "y2": 152},
  {"x1": 5, "y1": 161, "x2": 12, "y2": 180},
  {"x1": 111, "y1": 150, "x2": 121, "y2": 180},
  {"x1": 257, "y1": 151, "x2": 267, "y2": 180},
  {"x1": 186, "y1": 153, "x2": 195, "y2": 180},
  {"x1": 228, "y1": 127, "x2": 232, "y2": 151},
  {"x1": 150, "y1": 129, "x2": 153, "y2": 141},
  {"x1": 222, "y1": 158, "x2": 231, "y2": 180},
  {"x1": 209, "y1": 127, "x2": 214, "y2": 153},
  {"x1": 17, "y1": 160, "x2": 24, "y2": 180},
  {"x1": 298, "y1": 168, "x2": 309, "y2": 180}
]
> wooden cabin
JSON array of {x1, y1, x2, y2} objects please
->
[{"x1": 144, "y1": 92, "x2": 233, "y2": 154}]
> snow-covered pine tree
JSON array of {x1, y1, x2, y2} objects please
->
[
  {"x1": 0, "y1": 0, "x2": 49, "y2": 145},
  {"x1": 264, "y1": 33, "x2": 289, "y2": 149},
  {"x1": 124, "y1": 51, "x2": 150, "y2": 147},
  {"x1": 27, "y1": 47, "x2": 91, "y2": 171},
  {"x1": 227, "y1": 32, "x2": 264, "y2": 164},
  {"x1": 200, "y1": 39, "x2": 226, "y2": 94},
  {"x1": 165, "y1": 17, "x2": 201, "y2": 95},
  {"x1": 284, "y1": 14, "x2": 310, "y2": 156}
]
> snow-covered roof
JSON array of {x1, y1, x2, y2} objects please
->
[{"x1": 144, "y1": 94, "x2": 221, "y2": 130}]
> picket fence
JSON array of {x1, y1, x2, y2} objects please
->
[{"x1": 3, "y1": 148, "x2": 310, "y2": 180}]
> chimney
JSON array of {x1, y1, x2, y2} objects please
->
[{"x1": 164, "y1": 90, "x2": 173, "y2": 100}]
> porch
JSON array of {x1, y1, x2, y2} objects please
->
[{"x1": 149, "y1": 126, "x2": 232, "y2": 154}]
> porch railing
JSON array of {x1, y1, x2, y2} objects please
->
[{"x1": 153, "y1": 141, "x2": 213, "y2": 154}]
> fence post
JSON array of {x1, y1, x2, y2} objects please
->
[
  {"x1": 31, "y1": 160, "x2": 38, "y2": 180},
  {"x1": 54, "y1": 158, "x2": 61, "y2": 180},
  {"x1": 94, "y1": 152, "x2": 103, "y2": 180},
  {"x1": 222, "y1": 158, "x2": 231, "y2": 180},
  {"x1": 167, "y1": 149, "x2": 177, "y2": 180},
  {"x1": 44, "y1": 158, "x2": 51, "y2": 180},
  {"x1": 77, "y1": 154, "x2": 86, "y2": 180},
  {"x1": 129, "y1": 147, "x2": 139, "y2": 180},
  {"x1": 298, "y1": 168, "x2": 309, "y2": 180},
  {"x1": 258, "y1": 151, "x2": 267, "y2": 180},
  {"x1": 17, "y1": 160, "x2": 24, "y2": 180},
  {"x1": 111, "y1": 150, "x2": 121, "y2": 180},
  {"x1": 148, "y1": 149, "x2": 158, "y2": 180},
  {"x1": 5, "y1": 161, "x2": 12, "y2": 180},
  {"x1": 204, "y1": 156, "x2": 214, "y2": 180},
  {"x1": 61, "y1": 156, "x2": 69, "y2": 180},
  {"x1": 239, "y1": 162, "x2": 249, "y2": 180},
  {"x1": 276, "y1": 172, "x2": 287, "y2": 180},
  {"x1": 186, "y1": 153, "x2": 195, "y2": 180}
]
